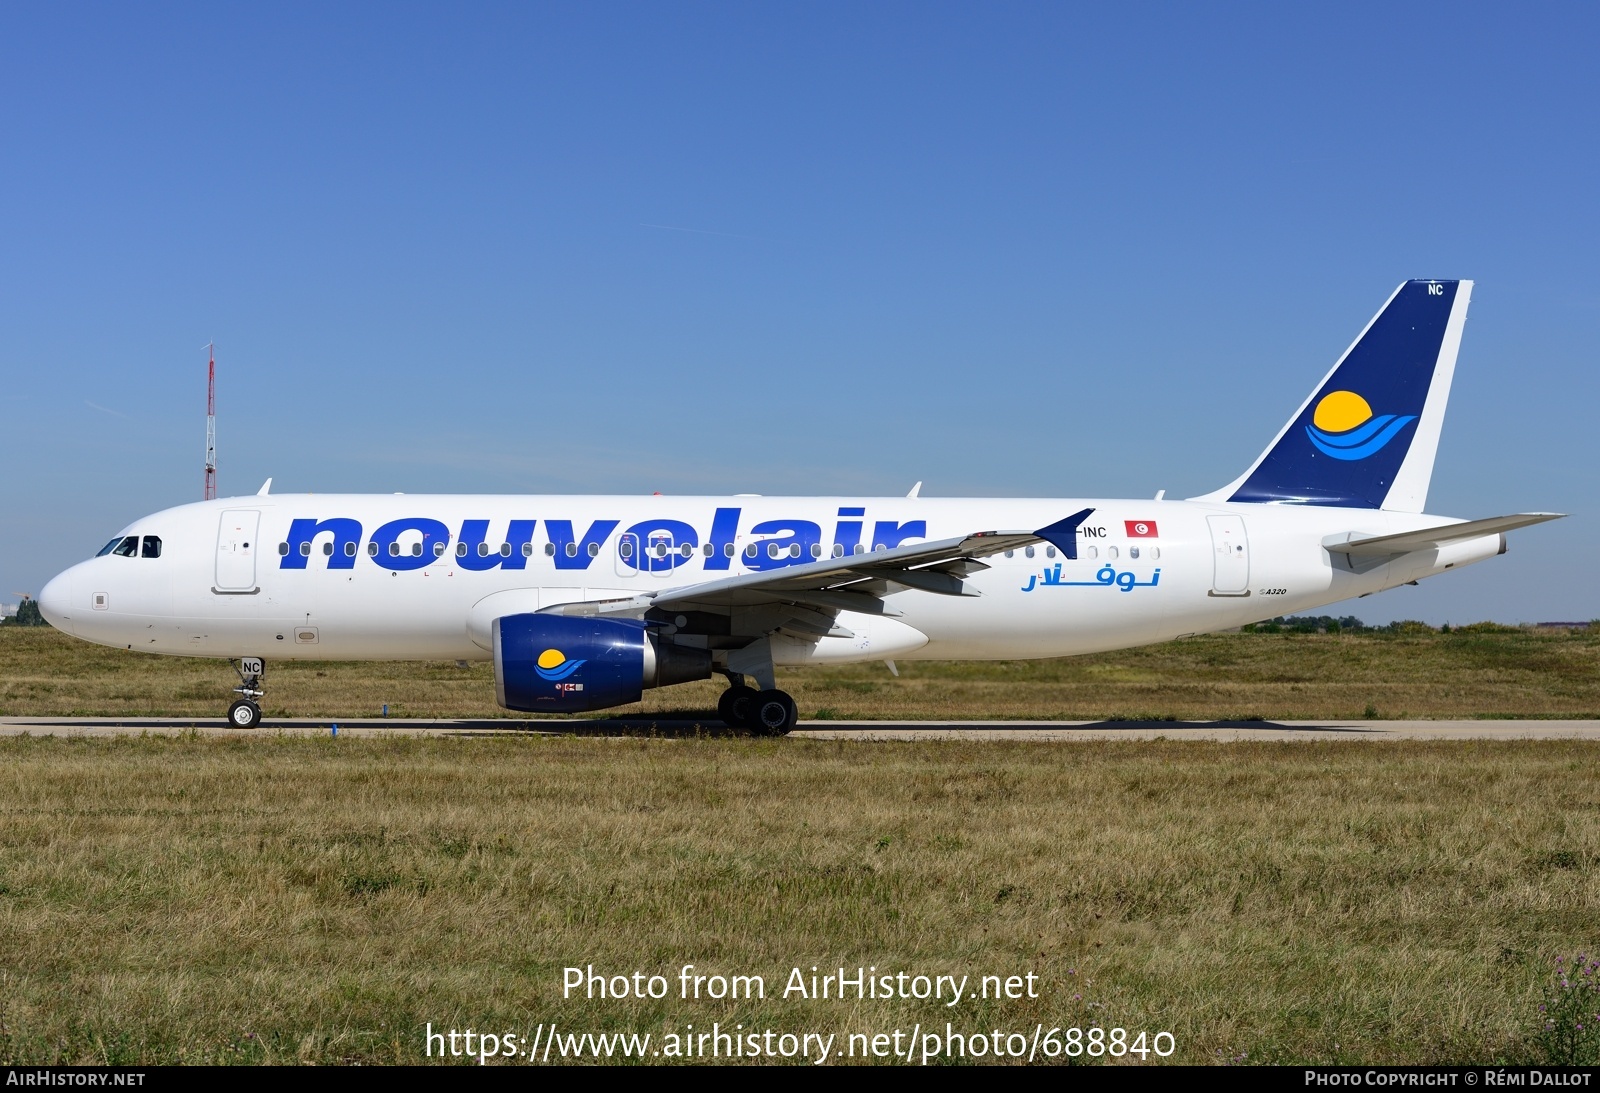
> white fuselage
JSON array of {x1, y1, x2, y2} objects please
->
[{"x1": 39, "y1": 493, "x2": 1500, "y2": 665}]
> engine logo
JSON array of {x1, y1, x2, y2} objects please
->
[{"x1": 534, "y1": 648, "x2": 586, "y2": 681}]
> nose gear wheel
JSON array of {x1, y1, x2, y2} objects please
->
[{"x1": 226, "y1": 659, "x2": 266, "y2": 730}]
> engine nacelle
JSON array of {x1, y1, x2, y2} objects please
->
[{"x1": 493, "y1": 614, "x2": 712, "y2": 713}]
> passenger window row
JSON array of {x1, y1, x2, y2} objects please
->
[
  {"x1": 269, "y1": 535, "x2": 894, "y2": 563},
  {"x1": 275, "y1": 539, "x2": 541, "y2": 558},
  {"x1": 1002, "y1": 544, "x2": 1161, "y2": 561},
  {"x1": 108, "y1": 530, "x2": 1163, "y2": 568}
]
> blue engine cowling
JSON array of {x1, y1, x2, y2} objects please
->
[{"x1": 493, "y1": 614, "x2": 711, "y2": 713}]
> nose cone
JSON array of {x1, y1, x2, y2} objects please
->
[{"x1": 37, "y1": 568, "x2": 78, "y2": 635}]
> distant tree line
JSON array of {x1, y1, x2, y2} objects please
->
[
  {"x1": 9, "y1": 597, "x2": 48, "y2": 627},
  {"x1": 1241, "y1": 616, "x2": 1598, "y2": 635},
  {"x1": 1242, "y1": 615, "x2": 1366, "y2": 634}
]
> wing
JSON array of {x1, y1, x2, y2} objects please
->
[{"x1": 538, "y1": 509, "x2": 1095, "y2": 626}]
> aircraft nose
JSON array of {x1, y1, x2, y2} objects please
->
[{"x1": 37, "y1": 569, "x2": 77, "y2": 635}]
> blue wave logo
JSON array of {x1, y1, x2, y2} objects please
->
[
  {"x1": 1304, "y1": 390, "x2": 1416, "y2": 461},
  {"x1": 534, "y1": 648, "x2": 586, "y2": 681}
]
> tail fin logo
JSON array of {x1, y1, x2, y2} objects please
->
[
  {"x1": 1304, "y1": 390, "x2": 1417, "y2": 462},
  {"x1": 534, "y1": 648, "x2": 586, "y2": 681}
]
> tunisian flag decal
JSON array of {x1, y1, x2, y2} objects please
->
[{"x1": 1125, "y1": 520, "x2": 1159, "y2": 538}]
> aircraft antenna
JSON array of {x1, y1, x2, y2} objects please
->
[{"x1": 204, "y1": 342, "x2": 217, "y2": 500}]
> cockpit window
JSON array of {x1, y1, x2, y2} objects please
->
[
  {"x1": 141, "y1": 536, "x2": 162, "y2": 558},
  {"x1": 111, "y1": 536, "x2": 139, "y2": 558},
  {"x1": 97, "y1": 538, "x2": 123, "y2": 557}
]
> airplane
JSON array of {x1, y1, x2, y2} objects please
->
[{"x1": 37, "y1": 279, "x2": 1562, "y2": 735}]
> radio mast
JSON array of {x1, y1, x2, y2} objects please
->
[{"x1": 204, "y1": 343, "x2": 217, "y2": 500}]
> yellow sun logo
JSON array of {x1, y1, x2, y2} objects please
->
[
  {"x1": 1312, "y1": 390, "x2": 1373, "y2": 433},
  {"x1": 534, "y1": 647, "x2": 585, "y2": 681}
]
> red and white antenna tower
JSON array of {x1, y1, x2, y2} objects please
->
[{"x1": 204, "y1": 343, "x2": 217, "y2": 500}]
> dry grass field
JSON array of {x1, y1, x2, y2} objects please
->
[
  {"x1": 2, "y1": 624, "x2": 1598, "y2": 722},
  {"x1": 1, "y1": 734, "x2": 1599, "y2": 1065},
  {"x1": 3, "y1": 625, "x2": 1599, "y2": 1066}
]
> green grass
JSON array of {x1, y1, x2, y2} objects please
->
[
  {"x1": 2, "y1": 625, "x2": 1599, "y2": 722},
  {"x1": 1, "y1": 735, "x2": 1599, "y2": 1064}
]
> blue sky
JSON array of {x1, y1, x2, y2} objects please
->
[{"x1": 4, "y1": 3, "x2": 1595, "y2": 625}]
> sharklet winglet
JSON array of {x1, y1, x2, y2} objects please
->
[{"x1": 1033, "y1": 508, "x2": 1096, "y2": 560}]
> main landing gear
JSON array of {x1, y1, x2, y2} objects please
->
[
  {"x1": 718, "y1": 679, "x2": 797, "y2": 736},
  {"x1": 226, "y1": 657, "x2": 265, "y2": 730}
]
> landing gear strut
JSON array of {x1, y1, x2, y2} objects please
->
[
  {"x1": 718, "y1": 675, "x2": 796, "y2": 736},
  {"x1": 227, "y1": 657, "x2": 265, "y2": 729}
]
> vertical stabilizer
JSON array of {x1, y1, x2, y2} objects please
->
[{"x1": 1194, "y1": 280, "x2": 1472, "y2": 511}]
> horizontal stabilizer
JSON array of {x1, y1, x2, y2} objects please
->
[{"x1": 1326, "y1": 513, "x2": 1564, "y2": 557}]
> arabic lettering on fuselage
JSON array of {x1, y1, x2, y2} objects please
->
[
  {"x1": 275, "y1": 507, "x2": 929, "y2": 574},
  {"x1": 1020, "y1": 564, "x2": 1161, "y2": 593}
]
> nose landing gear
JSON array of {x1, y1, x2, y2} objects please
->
[{"x1": 226, "y1": 657, "x2": 265, "y2": 729}]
